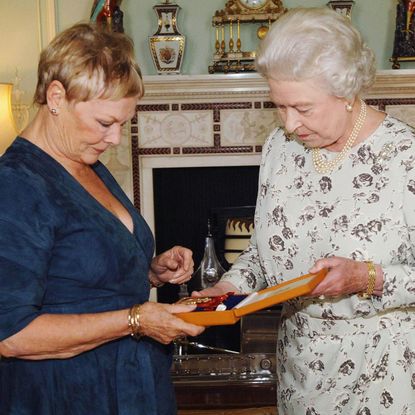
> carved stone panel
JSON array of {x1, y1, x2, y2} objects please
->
[
  {"x1": 221, "y1": 108, "x2": 280, "y2": 146},
  {"x1": 138, "y1": 111, "x2": 213, "y2": 148}
]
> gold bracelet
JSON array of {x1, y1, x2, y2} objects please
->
[
  {"x1": 360, "y1": 261, "x2": 376, "y2": 299},
  {"x1": 128, "y1": 304, "x2": 143, "y2": 339}
]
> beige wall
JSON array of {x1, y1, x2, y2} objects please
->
[{"x1": 0, "y1": 1, "x2": 45, "y2": 120}]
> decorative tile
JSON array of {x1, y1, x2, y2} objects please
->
[
  {"x1": 221, "y1": 108, "x2": 280, "y2": 146},
  {"x1": 100, "y1": 125, "x2": 133, "y2": 200},
  {"x1": 181, "y1": 102, "x2": 251, "y2": 111},
  {"x1": 137, "y1": 104, "x2": 170, "y2": 112},
  {"x1": 138, "y1": 148, "x2": 171, "y2": 155},
  {"x1": 182, "y1": 145, "x2": 253, "y2": 154},
  {"x1": 263, "y1": 101, "x2": 276, "y2": 109},
  {"x1": 365, "y1": 99, "x2": 383, "y2": 111},
  {"x1": 130, "y1": 135, "x2": 140, "y2": 210},
  {"x1": 138, "y1": 111, "x2": 213, "y2": 148},
  {"x1": 214, "y1": 109, "x2": 220, "y2": 123},
  {"x1": 384, "y1": 104, "x2": 415, "y2": 127},
  {"x1": 214, "y1": 133, "x2": 221, "y2": 147}
]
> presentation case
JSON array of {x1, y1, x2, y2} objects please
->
[{"x1": 177, "y1": 269, "x2": 327, "y2": 326}]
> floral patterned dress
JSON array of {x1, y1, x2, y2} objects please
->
[{"x1": 222, "y1": 116, "x2": 415, "y2": 415}]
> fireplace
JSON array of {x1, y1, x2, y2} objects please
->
[
  {"x1": 153, "y1": 165, "x2": 259, "y2": 299},
  {"x1": 152, "y1": 163, "x2": 261, "y2": 357}
]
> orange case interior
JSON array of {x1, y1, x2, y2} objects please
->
[{"x1": 177, "y1": 269, "x2": 327, "y2": 326}]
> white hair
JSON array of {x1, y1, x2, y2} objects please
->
[{"x1": 256, "y1": 7, "x2": 376, "y2": 100}]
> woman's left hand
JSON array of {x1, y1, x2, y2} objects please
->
[
  {"x1": 149, "y1": 246, "x2": 194, "y2": 286},
  {"x1": 139, "y1": 302, "x2": 204, "y2": 344},
  {"x1": 308, "y1": 256, "x2": 368, "y2": 298}
]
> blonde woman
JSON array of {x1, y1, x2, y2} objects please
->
[{"x1": 0, "y1": 23, "x2": 203, "y2": 415}]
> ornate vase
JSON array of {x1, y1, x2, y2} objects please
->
[{"x1": 149, "y1": 0, "x2": 186, "y2": 74}]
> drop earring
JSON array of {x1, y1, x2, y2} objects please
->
[{"x1": 345, "y1": 103, "x2": 353, "y2": 112}]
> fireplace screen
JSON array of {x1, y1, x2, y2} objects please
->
[{"x1": 153, "y1": 165, "x2": 259, "y2": 352}]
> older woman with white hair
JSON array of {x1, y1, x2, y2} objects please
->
[{"x1": 197, "y1": 7, "x2": 415, "y2": 414}]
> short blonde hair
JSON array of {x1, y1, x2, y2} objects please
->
[
  {"x1": 34, "y1": 22, "x2": 144, "y2": 104},
  {"x1": 256, "y1": 7, "x2": 376, "y2": 100}
]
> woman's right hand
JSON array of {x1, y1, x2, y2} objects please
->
[
  {"x1": 191, "y1": 281, "x2": 240, "y2": 298},
  {"x1": 138, "y1": 301, "x2": 205, "y2": 344}
]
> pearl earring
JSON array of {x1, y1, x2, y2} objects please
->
[
  {"x1": 345, "y1": 103, "x2": 353, "y2": 112},
  {"x1": 50, "y1": 108, "x2": 57, "y2": 115}
]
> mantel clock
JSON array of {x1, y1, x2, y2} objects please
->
[
  {"x1": 237, "y1": 0, "x2": 269, "y2": 10},
  {"x1": 209, "y1": 0, "x2": 285, "y2": 73}
]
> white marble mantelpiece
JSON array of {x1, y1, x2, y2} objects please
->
[
  {"x1": 101, "y1": 71, "x2": 415, "y2": 232},
  {"x1": 141, "y1": 70, "x2": 415, "y2": 100},
  {"x1": 141, "y1": 73, "x2": 270, "y2": 101}
]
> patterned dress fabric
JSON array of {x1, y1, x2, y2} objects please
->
[
  {"x1": 0, "y1": 138, "x2": 175, "y2": 415},
  {"x1": 222, "y1": 116, "x2": 415, "y2": 415}
]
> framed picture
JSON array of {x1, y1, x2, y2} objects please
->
[
  {"x1": 327, "y1": 0, "x2": 355, "y2": 19},
  {"x1": 391, "y1": 0, "x2": 415, "y2": 68}
]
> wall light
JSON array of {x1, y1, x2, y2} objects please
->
[{"x1": 0, "y1": 83, "x2": 18, "y2": 154}]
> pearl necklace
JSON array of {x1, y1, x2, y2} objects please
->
[{"x1": 311, "y1": 99, "x2": 367, "y2": 175}]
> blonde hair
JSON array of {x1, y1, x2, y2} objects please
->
[
  {"x1": 34, "y1": 22, "x2": 144, "y2": 104},
  {"x1": 256, "y1": 7, "x2": 376, "y2": 100}
]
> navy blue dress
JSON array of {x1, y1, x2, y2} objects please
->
[{"x1": 0, "y1": 138, "x2": 176, "y2": 415}]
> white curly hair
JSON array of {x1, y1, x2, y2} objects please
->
[{"x1": 256, "y1": 7, "x2": 376, "y2": 100}]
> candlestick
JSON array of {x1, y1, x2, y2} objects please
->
[
  {"x1": 237, "y1": 19, "x2": 241, "y2": 51},
  {"x1": 221, "y1": 25, "x2": 225, "y2": 52},
  {"x1": 229, "y1": 20, "x2": 234, "y2": 52}
]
